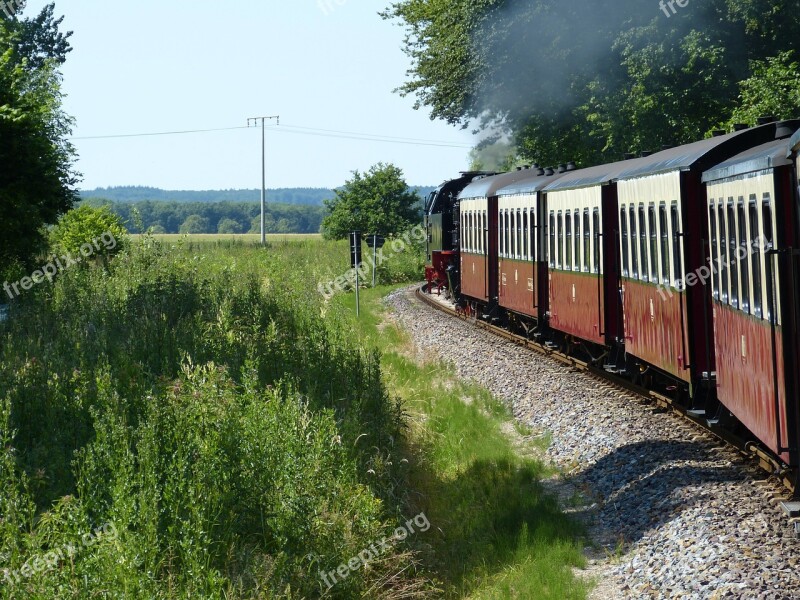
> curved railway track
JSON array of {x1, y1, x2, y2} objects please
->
[{"x1": 415, "y1": 285, "x2": 796, "y2": 497}]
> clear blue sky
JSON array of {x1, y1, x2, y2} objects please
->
[{"x1": 23, "y1": 0, "x2": 475, "y2": 190}]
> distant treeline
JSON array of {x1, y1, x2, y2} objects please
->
[
  {"x1": 81, "y1": 199, "x2": 325, "y2": 234},
  {"x1": 80, "y1": 185, "x2": 439, "y2": 206},
  {"x1": 80, "y1": 186, "x2": 335, "y2": 206}
]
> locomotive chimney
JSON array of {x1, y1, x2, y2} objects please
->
[{"x1": 775, "y1": 121, "x2": 796, "y2": 139}]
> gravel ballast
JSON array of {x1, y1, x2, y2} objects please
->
[{"x1": 386, "y1": 287, "x2": 800, "y2": 600}]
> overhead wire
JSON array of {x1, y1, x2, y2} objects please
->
[{"x1": 69, "y1": 122, "x2": 473, "y2": 148}]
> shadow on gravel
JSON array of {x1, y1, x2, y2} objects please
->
[{"x1": 571, "y1": 440, "x2": 747, "y2": 547}]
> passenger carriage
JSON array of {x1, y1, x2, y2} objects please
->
[
  {"x1": 495, "y1": 168, "x2": 564, "y2": 325},
  {"x1": 702, "y1": 131, "x2": 800, "y2": 464},
  {"x1": 541, "y1": 162, "x2": 629, "y2": 348},
  {"x1": 458, "y1": 169, "x2": 538, "y2": 308},
  {"x1": 612, "y1": 122, "x2": 794, "y2": 399}
]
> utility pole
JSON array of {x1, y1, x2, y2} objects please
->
[{"x1": 247, "y1": 115, "x2": 279, "y2": 245}]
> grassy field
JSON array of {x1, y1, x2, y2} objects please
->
[{"x1": 0, "y1": 234, "x2": 588, "y2": 598}]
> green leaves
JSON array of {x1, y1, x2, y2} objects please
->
[
  {"x1": 321, "y1": 163, "x2": 422, "y2": 240},
  {"x1": 0, "y1": 5, "x2": 77, "y2": 270},
  {"x1": 386, "y1": 0, "x2": 800, "y2": 167}
]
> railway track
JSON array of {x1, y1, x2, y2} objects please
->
[{"x1": 415, "y1": 285, "x2": 797, "y2": 499}]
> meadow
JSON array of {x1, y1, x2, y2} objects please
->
[{"x1": 0, "y1": 234, "x2": 588, "y2": 598}]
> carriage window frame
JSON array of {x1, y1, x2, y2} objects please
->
[
  {"x1": 593, "y1": 208, "x2": 601, "y2": 274},
  {"x1": 718, "y1": 203, "x2": 728, "y2": 303},
  {"x1": 638, "y1": 205, "x2": 648, "y2": 282},
  {"x1": 549, "y1": 211, "x2": 556, "y2": 268},
  {"x1": 629, "y1": 206, "x2": 638, "y2": 278},
  {"x1": 671, "y1": 202, "x2": 682, "y2": 289},
  {"x1": 522, "y1": 209, "x2": 529, "y2": 260},
  {"x1": 573, "y1": 209, "x2": 580, "y2": 271},
  {"x1": 565, "y1": 210, "x2": 572, "y2": 270},
  {"x1": 659, "y1": 203, "x2": 670, "y2": 285},
  {"x1": 557, "y1": 211, "x2": 564, "y2": 269},
  {"x1": 762, "y1": 194, "x2": 774, "y2": 322},
  {"x1": 583, "y1": 209, "x2": 591, "y2": 272},
  {"x1": 709, "y1": 201, "x2": 719, "y2": 300},
  {"x1": 648, "y1": 205, "x2": 658, "y2": 283},
  {"x1": 620, "y1": 207, "x2": 629, "y2": 277},
  {"x1": 749, "y1": 196, "x2": 762, "y2": 318},
  {"x1": 737, "y1": 198, "x2": 750, "y2": 313},
  {"x1": 727, "y1": 200, "x2": 739, "y2": 309}
]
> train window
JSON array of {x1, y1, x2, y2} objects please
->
[
  {"x1": 738, "y1": 199, "x2": 749, "y2": 313},
  {"x1": 749, "y1": 198, "x2": 762, "y2": 318},
  {"x1": 709, "y1": 202, "x2": 719, "y2": 300},
  {"x1": 583, "y1": 209, "x2": 590, "y2": 272},
  {"x1": 629, "y1": 206, "x2": 638, "y2": 278},
  {"x1": 466, "y1": 211, "x2": 471, "y2": 252},
  {"x1": 565, "y1": 210, "x2": 572, "y2": 270},
  {"x1": 531, "y1": 209, "x2": 537, "y2": 262},
  {"x1": 638, "y1": 205, "x2": 648, "y2": 281},
  {"x1": 482, "y1": 211, "x2": 486, "y2": 254},
  {"x1": 763, "y1": 195, "x2": 774, "y2": 322},
  {"x1": 659, "y1": 204, "x2": 670, "y2": 285},
  {"x1": 718, "y1": 203, "x2": 728, "y2": 303},
  {"x1": 500, "y1": 210, "x2": 505, "y2": 257},
  {"x1": 620, "y1": 208, "x2": 629, "y2": 277},
  {"x1": 505, "y1": 210, "x2": 511, "y2": 258},
  {"x1": 648, "y1": 205, "x2": 658, "y2": 282},
  {"x1": 671, "y1": 203, "x2": 682, "y2": 288},
  {"x1": 549, "y1": 211, "x2": 555, "y2": 267},
  {"x1": 593, "y1": 208, "x2": 600, "y2": 273},
  {"x1": 508, "y1": 208, "x2": 517, "y2": 258},
  {"x1": 522, "y1": 210, "x2": 528, "y2": 260},
  {"x1": 728, "y1": 201, "x2": 738, "y2": 309},
  {"x1": 557, "y1": 211, "x2": 564, "y2": 269},
  {"x1": 517, "y1": 209, "x2": 523, "y2": 259},
  {"x1": 573, "y1": 210, "x2": 580, "y2": 271}
]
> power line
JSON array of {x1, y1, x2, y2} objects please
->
[
  {"x1": 68, "y1": 122, "x2": 473, "y2": 148},
  {"x1": 70, "y1": 125, "x2": 251, "y2": 140}
]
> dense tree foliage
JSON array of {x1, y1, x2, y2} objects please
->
[
  {"x1": 321, "y1": 163, "x2": 422, "y2": 240},
  {"x1": 0, "y1": 3, "x2": 77, "y2": 270},
  {"x1": 82, "y1": 199, "x2": 327, "y2": 234},
  {"x1": 383, "y1": 0, "x2": 800, "y2": 167}
]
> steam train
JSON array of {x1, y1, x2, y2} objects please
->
[{"x1": 424, "y1": 119, "x2": 800, "y2": 490}]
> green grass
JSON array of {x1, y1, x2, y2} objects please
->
[
  {"x1": 337, "y1": 287, "x2": 589, "y2": 599},
  {"x1": 0, "y1": 233, "x2": 588, "y2": 599}
]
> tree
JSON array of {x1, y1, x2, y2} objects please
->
[
  {"x1": 50, "y1": 205, "x2": 128, "y2": 262},
  {"x1": 383, "y1": 0, "x2": 800, "y2": 167},
  {"x1": 217, "y1": 218, "x2": 242, "y2": 234},
  {"x1": 0, "y1": 3, "x2": 78, "y2": 269},
  {"x1": 321, "y1": 163, "x2": 421, "y2": 240},
  {"x1": 179, "y1": 215, "x2": 210, "y2": 234},
  {"x1": 721, "y1": 51, "x2": 800, "y2": 126}
]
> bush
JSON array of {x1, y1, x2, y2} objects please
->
[{"x1": 50, "y1": 205, "x2": 128, "y2": 263}]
